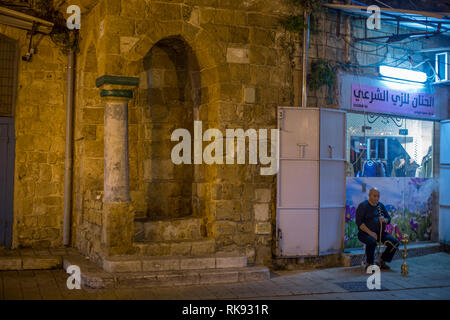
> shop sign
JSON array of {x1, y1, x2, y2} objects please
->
[{"x1": 351, "y1": 84, "x2": 435, "y2": 117}]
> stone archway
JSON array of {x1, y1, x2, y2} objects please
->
[
  {"x1": 99, "y1": 20, "x2": 227, "y2": 255},
  {"x1": 131, "y1": 36, "x2": 206, "y2": 244}
]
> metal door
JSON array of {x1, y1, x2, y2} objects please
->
[
  {"x1": 277, "y1": 107, "x2": 319, "y2": 256},
  {"x1": 0, "y1": 117, "x2": 14, "y2": 249},
  {"x1": 319, "y1": 109, "x2": 346, "y2": 255},
  {"x1": 439, "y1": 120, "x2": 450, "y2": 244}
]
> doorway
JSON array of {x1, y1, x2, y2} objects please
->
[
  {"x1": 0, "y1": 117, "x2": 15, "y2": 249},
  {"x1": 345, "y1": 112, "x2": 434, "y2": 248}
]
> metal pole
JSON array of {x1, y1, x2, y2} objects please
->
[
  {"x1": 63, "y1": 49, "x2": 75, "y2": 246},
  {"x1": 301, "y1": 11, "x2": 310, "y2": 108}
]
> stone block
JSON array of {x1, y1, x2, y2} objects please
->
[
  {"x1": 103, "y1": 258, "x2": 142, "y2": 273},
  {"x1": 220, "y1": 84, "x2": 242, "y2": 102},
  {"x1": 142, "y1": 258, "x2": 180, "y2": 272},
  {"x1": 101, "y1": 202, "x2": 135, "y2": 255},
  {"x1": 226, "y1": 47, "x2": 249, "y2": 64},
  {"x1": 255, "y1": 222, "x2": 271, "y2": 235},
  {"x1": 215, "y1": 255, "x2": 247, "y2": 268},
  {"x1": 156, "y1": 272, "x2": 200, "y2": 287},
  {"x1": 191, "y1": 240, "x2": 215, "y2": 255},
  {"x1": 215, "y1": 200, "x2": 241, "y2": 221},
  {"x1": 249, "y1": 47, "x2": 266, "y2": 65},
  {"x1": 254, "y1": 203, "x2": 269, "y2": 221},
  {"x1": 0, "y1": 257, "x2": 22, "y2": 270},
  {"x1": 180, "y1": 257, "x2": 215, "y2": 270},
  {"x1": 120, "y1": 37, "x2": 140, "y2": 54},
  {"x1": 251, "y1": 28, "x2": 275, "y2": 47},
  {"x1": 170, "y1": 241, "x2": 192, "y2": 256},
  {"x1": 234, "y1": 10, "x2": 246, "y2": 25},
  {"x1": 150, "y1": 2, "x2": 182, "y2": 20},
  {"x1": 214, "y1": 9, "x2": 234, "y2": 25},
  {"x1": 232, "y1": 231, "x2": 254, "y2": 245},
  {"x1": 142, "y1": 218, "x2": 202, "y2": 242},
  {"x1": 188, "y1": 7, "x2": 200, "y2": 26},
  {"x1": 120, "y1": 0, "x2": 145, "y2": 18},
  {"x1": 105, "y1": 0, "x2": 121, "y2": 15},
  {"x1": 84, "y1": 140, "x2": 104, "y2": 157},
  {"x1": 199, "y1": 7, "x2": 215, "y2": 24},
  {"x1": 82, "y1": 108, "x2": 104, "y2": 124},
  {"x1": 238, "y1": 267, "x2": 270, "y2": 282},
  {"x1": 22, "y1": 256, "x2": 61, "y2": 270},
  {"x1": 230, "y1": 26, "x2": 249, "y2": 43},
  {"x1": 199, "y1": 270, "x2": 239, "y2": 284},
  {"x1": 103, "y1": 16, "x2": 135, "y2": 36},
  {"x1": 255, "y1": 188, "x2": 271, "y2": 202},
  {"x1": 244, "y1": 87, "x2": 256, "y2": 104},
  {"x1": 247, "y1": 13, "x2": 279, "y2": 28}
]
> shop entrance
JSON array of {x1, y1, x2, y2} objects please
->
[
  {"x1": 345, "y1": 112, "x2": 434, "y2": 248},
  {"x1": 0, "y1": 117, "x2": 14, "y2": 249}
]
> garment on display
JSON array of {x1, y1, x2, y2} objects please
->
[{"x1": 362, "y1": 160, "x2": 387, "y2": 177}]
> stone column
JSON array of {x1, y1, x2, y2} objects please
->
[{"x1": 96, "y1": 75, "x2": 139, "y2": 256}]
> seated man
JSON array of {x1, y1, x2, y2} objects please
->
[{"x1": 356, "y1": 188, "x2": 400, "y2": 270}]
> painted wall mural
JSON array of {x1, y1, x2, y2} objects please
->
[{"x1": 345, "y1": 177, "x2": 434, "y2": 248}]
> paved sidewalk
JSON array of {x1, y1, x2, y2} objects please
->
[{"x1": 1, "y1": 252, "x2": 449, "y2": 300}]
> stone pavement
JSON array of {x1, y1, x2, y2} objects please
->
[{"x1": 0, "y1": 252, "x2": 449, "y2": 300}]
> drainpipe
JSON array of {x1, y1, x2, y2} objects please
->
[
  {"x1": 63, "y1": 49, "x2": 75, "y2": 246},
  {"x1": 344, "y1": 14, "x2": 351, "y2": 64},
  {"x1": 301, "y1": 11, "x2": 310, "y2": 108}
]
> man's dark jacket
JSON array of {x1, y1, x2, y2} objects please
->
[{"x1": 356, "y1": 200, "x2": 391, "y2": 234}]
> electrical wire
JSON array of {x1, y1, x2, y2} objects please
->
[
  {"x1": 348, "y1": 0, "x2": 370, "y2": 7},
  {"x1": 344, "y1": 0, "x2": 450, "y2": 37},
  {"x1": 373, "y1": 0, "x2": 393, "y2": 8},
  {"x1": 341, "y1": 33, "x2": 388, "y2": 53}
]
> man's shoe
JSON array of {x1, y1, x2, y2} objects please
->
[{"x1": 377, "y1": 260, "x2": 391, "y2": 270}]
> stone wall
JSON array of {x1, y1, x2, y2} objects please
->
[
  {"x1": 0, "y1": 25, "x2": 67, "y2": 248},
  {"x1": 67, "y1": 0, "x2": 299, "y2": 264},
  {"x1": 65, "y1": 0, "x2": 447, "y2": 265},
  {"x1": 73, "y1": 37, "x2": 104, "y2": 262}
]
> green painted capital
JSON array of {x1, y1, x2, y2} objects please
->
[
  {"x1": 96, "y1": 75, "x2": 139, "y2": 88},
  {"x1": 100, "y1": 89, "x2": 133, "y2": 99}
]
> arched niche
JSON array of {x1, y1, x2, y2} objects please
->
[{"x1": 136, "y1": 36, "x2": 201, "y2": 221}]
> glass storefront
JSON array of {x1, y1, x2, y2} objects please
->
[{"x1": 345, "y1": 112, "x2": 435, "y2": 248}]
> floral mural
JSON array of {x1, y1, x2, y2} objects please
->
[{"x1": 345, "y1": 177, "x2": 434, "y2": 248}]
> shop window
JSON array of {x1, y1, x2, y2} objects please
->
[{"x1": 346, "y1": 113, "x2": 433, "y2": 178}]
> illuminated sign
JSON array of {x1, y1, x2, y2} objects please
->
[{"x1": 351, "y1": 83, "x2": 435, "y2": 118}]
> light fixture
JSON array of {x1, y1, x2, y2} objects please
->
[{"x1": 379, "y1": 65, "x2": 427, "y2": 83}]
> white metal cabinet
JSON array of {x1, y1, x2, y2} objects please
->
[{"x1": 277, "y1": 107, "x2": 346, "y2": 257}]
